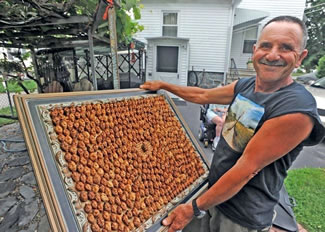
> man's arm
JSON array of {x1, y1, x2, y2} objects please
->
[
  {"x1": 163, "y1": 113, "x2": 314, "y2": 232},
  {"x1": 140, "y1": 81, "x2": 237, "y2": 105},
  {"x1": 196, "y1": 113, "x2": 313, "y2": 209}
]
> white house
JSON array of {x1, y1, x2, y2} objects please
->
[{"x1": 135, "y1": 0, "x2": 307, "y2": 86}]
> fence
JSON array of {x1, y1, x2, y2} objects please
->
[
  {"x1": 0, "y1": 81, "x2": 18, "y2": 121},
  {"x1": 36, "y1": 48, "x2": 145, "y2": 91}
]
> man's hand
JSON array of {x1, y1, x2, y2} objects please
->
[
  {"x1": 140, "y1": 81, "x2": 163, "y2": 91},
  {"x1": 162, "y1": 203, "x2": 194, "y2": 232}
]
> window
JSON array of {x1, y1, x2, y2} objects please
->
[
  {"x1": 157, "y1": 46, "x2": 178, "y2": 73},
  {"x1": 243, "y1": 40, "x2": 256, "y2": 53},
  {"x1": 243, "y1": 27, "x2": 258, "y2": 54},
  {"x1": 162, "y1": 12, "x2": 178, "y2": 37}
]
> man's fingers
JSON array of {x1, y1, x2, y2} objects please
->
[
  {"x1": 140, "y1": 82, "x2": 151, "y2": 89},
  {"x1": 139, "y1": 83, "x2": 148, "y2": 89},
  {"x1": 162, "y1": 213, "x2": 175, "y2": 226}
]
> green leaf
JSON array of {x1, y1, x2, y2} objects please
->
[
  {"x1": 124, "y1": 0, "x2": 137, "y2": 11},
  {"x1": 133, "y1": 7, "x2": 141, "y2": 20}
]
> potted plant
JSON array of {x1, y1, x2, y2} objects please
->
[{"x1": 246, "y1": 58, "x2": 254, "y2": 70}]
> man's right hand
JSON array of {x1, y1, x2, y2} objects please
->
[{"x1": 140, "y1": 81, "x2": 163, "y2": 91}]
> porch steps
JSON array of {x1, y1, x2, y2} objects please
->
[
  {"x1": 227, "y1": 68, "x2": 256, "y2": 83},
  {"x1": 237, "y1": 68, "x2": 256, "y2": 77}
]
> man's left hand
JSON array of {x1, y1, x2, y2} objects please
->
[
  {"x1": 162, "y1": 203, "x2": 194, "y2": 232},
  {"x1": 140, "y1": 81, "x2": 163, "y2": 91}
]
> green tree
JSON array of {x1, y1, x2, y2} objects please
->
[
  {"x1": 317, "y1": 55, "x2": 325, "y2": 78},
  {"x1": 0, "y1": 0, "x2": 143, "y2": 88},
  {"x1": 0, "y1": 0, "x2": 143, "y2": 44},
  {"x1": 74, "y1": 0, "x2": 144, "y2": 44},
  {"x1": 303, "y1": 0, "x2": 325, "y2": 72}
]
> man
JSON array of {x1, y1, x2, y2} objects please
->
[{"x1": 140, "y1": 16, "x2": 325, "y2": 232}]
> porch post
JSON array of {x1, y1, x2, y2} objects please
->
[
  {"x1": 30, "y1": 47, "x2": 42, "y2": 92},
  {"x1": 108, "y1": 6, "x2": 120, "y2": 89},
  {"x1": 88, "y1": 28, "x2": 97, "y2": 90}
]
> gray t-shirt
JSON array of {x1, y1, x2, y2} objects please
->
[{"x1": 208, "y1": 77, "x2": 325, "y2": 230}]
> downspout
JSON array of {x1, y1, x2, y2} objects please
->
[{"x1": 223, "y1": 0, "x2": 239, "y2": 84}]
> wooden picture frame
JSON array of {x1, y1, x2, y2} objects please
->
[{"x1": 14, "y1": 89, "x2": 209, "y2": 232}]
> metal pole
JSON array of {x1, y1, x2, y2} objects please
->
[
  {"x1": 73, "y1": 49, "x2": 79, "y2": 82},
  {"x1": 85, "y1": 50, "x2": 90, "y2": 79},
  {"x1": 108, "y1": 6, "x2": 120, "y2": 89},
  {"x1": 144, "y1": 50, "x2": 147, "y2": 82},
  {"x1": 128, "y1": 45, "x2": 131, "y2": 88},
  {"x1": 4, "y1": 80, "x2": 14, "y2": 117},
  {"x1": 88, "y1": 28, "x2": 97, "y2": 90},
  {"x1": 106, "y1": 55, "x2": 109, "y2": 80},
  {"x1": 139, "y1": 49, "x2": 142, "y2": 80},
  {"x1": 52, "y1": 52, "x2": 57, "y2": 82}
]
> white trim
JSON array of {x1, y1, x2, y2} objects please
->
[
  {"x1": 241, "y1": 26, "x2": 258, "y2": 55},
  {"x1": 161, "y1": 10, "x2": 180, "y2": 37},
  {"x1": 146, "y1": 36, "x2": 189, "y2": 41},
  {"x1": 224, "y1": 1, "x2": 237, "y2": 84}
]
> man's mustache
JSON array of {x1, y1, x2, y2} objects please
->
[{"x1": 258, "y1": 58, "x2": 286, "y2": 67}]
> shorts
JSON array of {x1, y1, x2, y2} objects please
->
[
  {"x1": 206, "y1": 109, "x2": 224, "y2": 123},
  {"x1": 183, "y1": 207, "x2": 272, "y2": 232}
]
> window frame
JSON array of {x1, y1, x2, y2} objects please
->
[
  {"x1": 161, "y1": 11, "x2": 179, "y2": 37},
  {"x1": 243, "y1": 40, "x2": 256, "y2": 54},
  {"x1": 242, "y1": 26, "x2": 258, "y2": 54}
]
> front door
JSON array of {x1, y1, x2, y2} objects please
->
[{"x1": 153, "y1": 45, "x2": 180, "y2": 85}]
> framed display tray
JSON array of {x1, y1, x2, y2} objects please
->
[{"x1": 14, "y1": 89, "x2": 210, "y2": 232}]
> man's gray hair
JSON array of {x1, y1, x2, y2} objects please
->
[{"x1": 263, "y1": 15, "x2": 308, "y2": 51}]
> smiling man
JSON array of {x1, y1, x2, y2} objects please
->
[
  {"x1": 253, "y1": 19, "x2": 308, "y2": 93},
  {"x1": 140, "y1": 16, "x2": 325, "y2": 232}
]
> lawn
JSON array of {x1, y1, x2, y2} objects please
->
[
  {"x1": 0, "y1": 79, "x2": 37, "y2": 93},
  {"x1": 0, "y1": 106, "x2": 17, "y2": 126},
  {"x1": 0, "y1": 79, "x2": 36, "y2": 126},
  {"x1": 285, "y1": 168, "x2": 325, "y2": 232}
]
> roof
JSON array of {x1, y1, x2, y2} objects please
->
[
  {"x1": 233, "y1": 8, "x2": 269, "y2": 30},
  {"x1": 145, "y1": 36, "x2": 190, "y2": 42}
]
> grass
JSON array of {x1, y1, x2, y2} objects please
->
[
  {"x1": 292, "y1": 72, "x2": 304, "y2": 77},
  {"x1": 0, "y1": 106, "x2": 17, "y2": 126},
  {"x1": 0, "y1": 79, "x2": 37, "y2": 93},
  {"x1": 285, "y1": 168, "x2": 325, "y2": 232}
]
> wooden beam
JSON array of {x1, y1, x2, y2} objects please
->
[
  {"x1": 88, "y1": 28, "x2": 97, "y2": 90},
  {"x1": 0, "y1": 43, "x2": 29, "y2": 49},
  {"x1": 91, "y1": 0, "x2": 107, "y2": 34},
  {"x1": 0, "y1": 28, "x2": 84, "y2": 39},
  {"x1": 93, "y1": 34, "x2": 110, "y2": 44},
  {"x1": 108, "y1": 6, "x2": 120, "y2": 89},
  {"x1": 0, "y1": 16, "x2": 91, "y2": 29}
]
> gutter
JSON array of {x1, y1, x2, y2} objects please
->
[{"x1": 223, "y1": 0, "x2": 241, "y2": 84}]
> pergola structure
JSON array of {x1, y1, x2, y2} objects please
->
[{"x1": 0, "y1": 0, "x2": 146, "y2": 92}]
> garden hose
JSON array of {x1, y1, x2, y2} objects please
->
[{"x1": 0, "y1": 138, "x2": 27, "y2": 152}]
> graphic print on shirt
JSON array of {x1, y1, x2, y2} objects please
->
[{"x1": 222, "y1": 94, "x2": 265, "y2": 152}]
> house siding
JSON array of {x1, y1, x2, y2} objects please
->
[
  {"x1": 237, "y1": 0, "x2": 306, "y2": 25},
  {"x1": 231, "y1": 30, "x2": 250, "y2": 69},
  {"x1": 230, "y1": 0, "x2": 306, "y2": 69},
  {"x1": 135, "y1": 0, "x2": 233, "y2": 73}
]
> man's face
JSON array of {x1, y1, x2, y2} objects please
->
[{"x1": 252, "y1": 21, "x2": 308, "y2": 85}]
